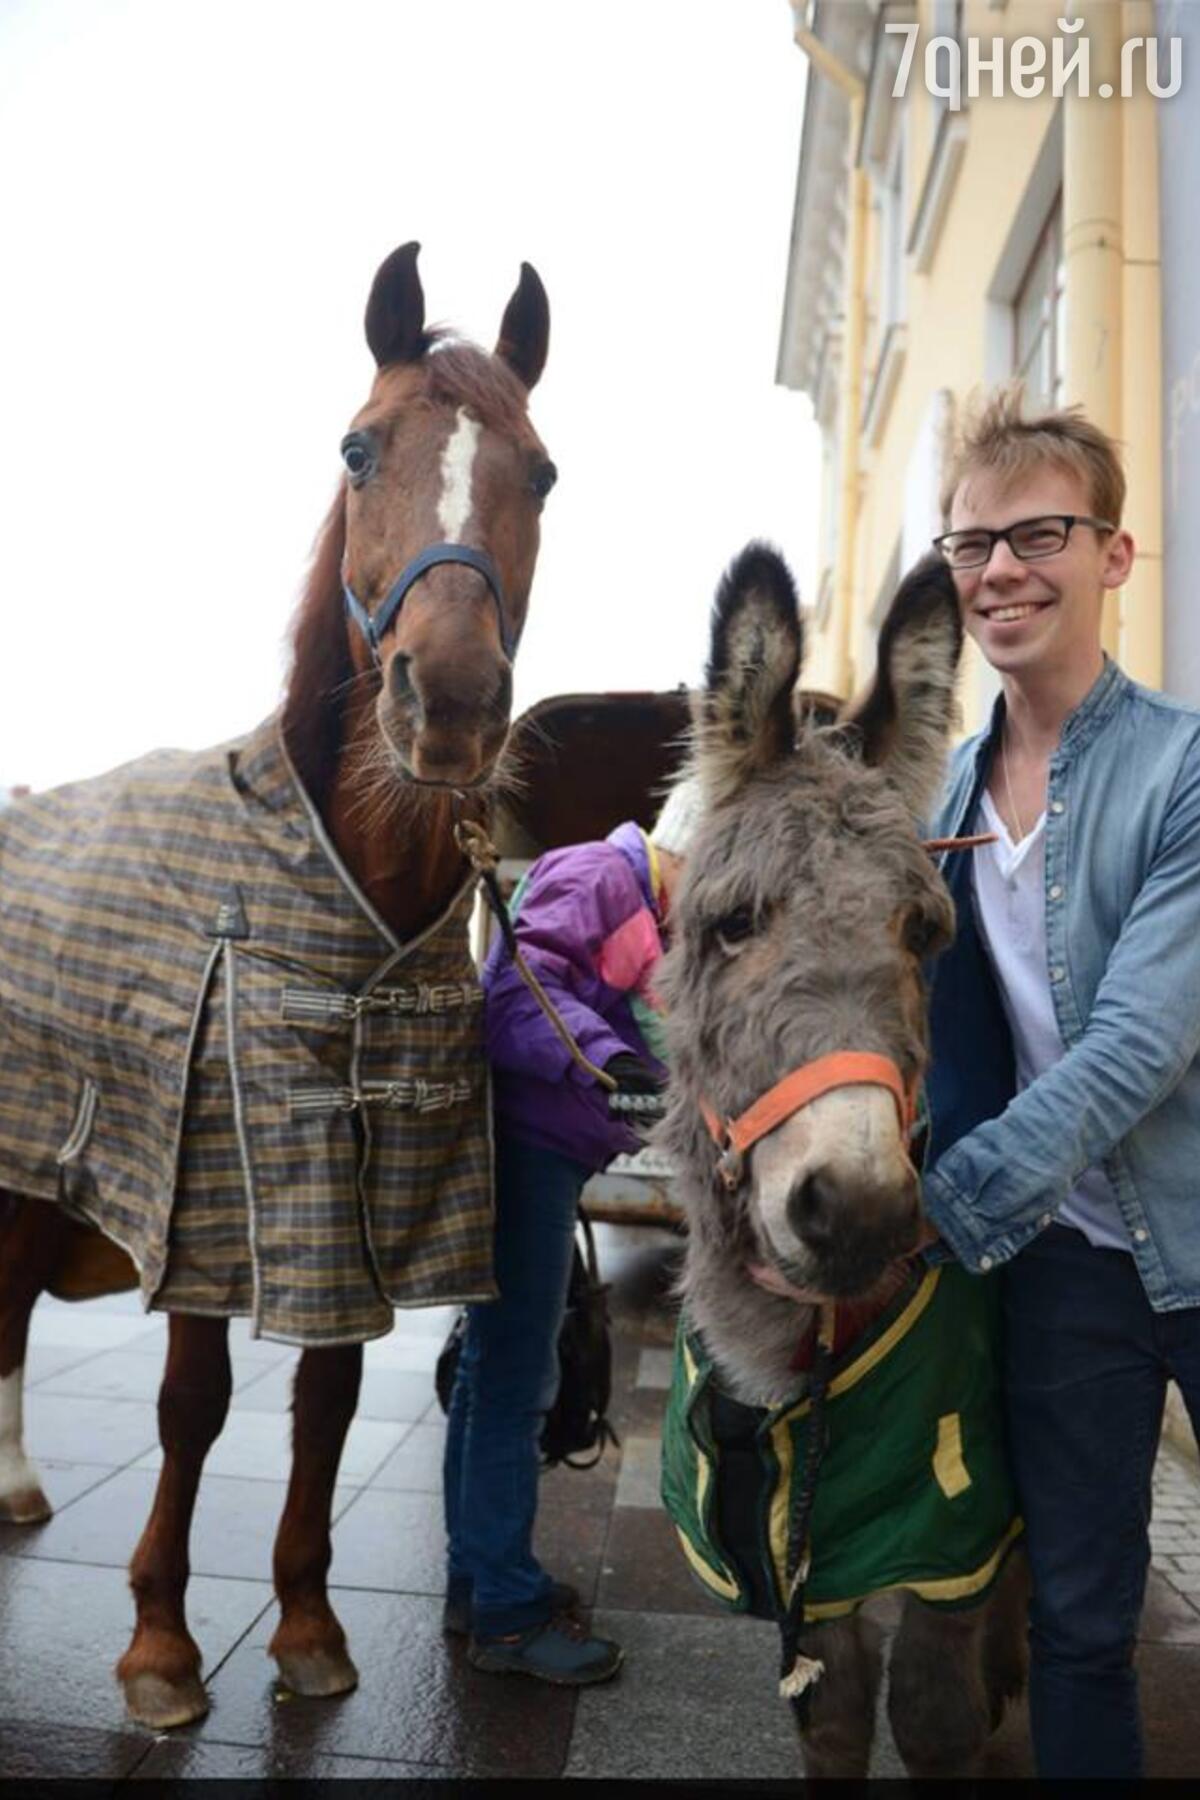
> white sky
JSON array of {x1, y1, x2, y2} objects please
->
[{"x1": 0, "y1": 0, "x2": 819, "y2": 792}]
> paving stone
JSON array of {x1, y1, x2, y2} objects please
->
[
  {"x1": 635, "y1": 1346, "x2": 674, "y2": 1389},
  {"x1": 0, "y1": 1458, "x2": 117, "y2": 1538},
  {"x1": 328, "y1": 1487, "x2": 446, "y2": 1594},
  {"x1": 1, "y1": 1467, "x2": 360, "y2": 1580},
  {"x1": 1139, "y1": 1643, "x2": 1200, "y2": 1777},
  {"x1": 362, "y1": 1329, "x2": 448, "y2": 1374},
  {"x1": 199, "y1": 1589, "x2": 574, "y2": 1775},
  {"x1": 1140, "y1": 1568, "x2": 1200, "y2": 1644},
  {"x1": 0, "y1": 1719, "x2": 149, "y2": 1780},
  {"x1": 131, "y1": 1408, "x2": 405, "y2": 1485},
  {"x1": 132, "y1": 1737, "x2": 454, "y2": 1779},
  {"x1": 598, "y1": 1505, "x2": 729, "y2": 1619},
  {"x1": 371, "y1": 1421, "x2": 448, "y2": 1494},
  {"x1": 35, "y1": 1346, "x2": 266, "y2": 1404},
  {"x1": 563, "y1": 1608, "x2": 799, "y2": 1780},
  {"x1": 23, "y1": 1393, "x2": 159, "y2": 1467},
  {"x1": 613, "y1": 1434, "x2": 661, "y2": 1510},
  {"x1": 0, "y1": 1556, "x2": 272, "y2": 1736},
  {"x1": 23, "y1": 1343, "x2": 96, "y2": 1386},
  {"x1": 233, "y1": 1361, "x2": 436, "y2": 1424},
  {"x1": 28, "y1": 1307, "x2": 167, "y2": 1353},
  {"x1": 532, "y1": 1463, "x2": 615, "y2": 1607}
]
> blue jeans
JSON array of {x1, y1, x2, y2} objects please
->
[
  {"x1": 442, "y1": 1131, "x2": 587, "y2": 1637},
  {"x1": 1003, "y1": 1224, "x2": 1200, "y2": 1779}
]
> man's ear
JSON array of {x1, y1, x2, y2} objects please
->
[{"x1": 1101, "y1": 527, "x2": 1135, "y2": 591}]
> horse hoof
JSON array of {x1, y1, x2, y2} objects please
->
[
  {"x1": 122, "y1": 1670, "x2": 210, "y2": 1730},
  {"x1": 0, "y1": 1485, "x2": 52, "y2": 1525},
  {"x1": 273, "y1": 1645, "x2": 359, "y2": 1699}
]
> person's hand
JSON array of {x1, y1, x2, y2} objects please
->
[{"x1": 604, "y1": 1052, "x2": 663, "y2": 1095}]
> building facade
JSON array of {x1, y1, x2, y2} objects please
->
[{"x1": 778, "y1": 0, "x2": 1180, "y2": 730}]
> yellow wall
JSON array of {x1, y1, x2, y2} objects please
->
[{"x1": 802, "y1": 0, "x2": 1163, "y2": 730}]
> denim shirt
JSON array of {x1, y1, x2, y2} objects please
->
[{"x1": 923, "y1": 657, "x2": 1200, "y2": 1310}]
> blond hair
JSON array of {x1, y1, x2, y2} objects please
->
[{"x1": 940, "y1": 383, "x2": 1126, "y2": 528}]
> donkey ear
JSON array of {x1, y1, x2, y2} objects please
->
[
  {"x1": 839, "y1": 553, "x2": 963, "y2": 820},
  {"x1": 364, "y1": 241, "x2": 430, "y2": 368},
  {"x1": 495, "y1": 262, "x2": 550, "y2": 390},
  {"x1": 695, "y1": 543, "x2": 802, "y2": 805}
]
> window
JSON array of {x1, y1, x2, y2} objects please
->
[{"x1": 1012, "y1": 198, "x2": 1064, "y2": 410}]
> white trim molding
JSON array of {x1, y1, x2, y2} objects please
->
[
  {"x1": 862, "y1": 321, "x2": 908, "y2": 446},
  {"x1": 907, "y1": 108, "x2": 968, "y2": 274}
]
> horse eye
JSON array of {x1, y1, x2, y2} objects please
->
[
  {"x1": 715, "y1": 906, "x2": 757, "y2": 954},
  {"x1": 341, "y1": 434, "x2": 377, "y2": 485},
  {"x1": 531, "y1": 460, "x2": 557, "y2": 501}
]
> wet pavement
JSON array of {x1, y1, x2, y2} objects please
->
[{"x1": 3, "y1": 1226, "x2": 1200, "y2": 1781}]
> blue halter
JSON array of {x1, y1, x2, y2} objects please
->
[{"x1": 342, "y1": 542, "x2": 516, "y2": 665}]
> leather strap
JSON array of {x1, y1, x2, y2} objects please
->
[
  {"x1": 342, "y1": 542, "x2": 515, "y2": 664},
  {"x1": 708, "y1": 1050, "x2": 912, "y2": 1157}
]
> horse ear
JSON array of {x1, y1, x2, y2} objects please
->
[
  {"x1": 695, "y1": 543, "x2": 802, "y2": 805},
  {"x1": 495, "y1": 262, "x2": 549, "y2": 390},
  {"x1": 364, "y1": 241, "x2": 430, "y2": 368},
  {"x1": 838, "y1": 553, "x2": 963, "y2": 821}
]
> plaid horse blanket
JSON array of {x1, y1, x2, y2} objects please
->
[{"x1": 0, "y1": 715, "x2": 496, "y2": 1344}]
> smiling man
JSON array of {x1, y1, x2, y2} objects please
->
[{"x1": 920, "y1": 387, "x2": 1200, "y2": 1780}]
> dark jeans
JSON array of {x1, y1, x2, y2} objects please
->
[
  {"x1": 442, "y1": 1131, "x2": 587, "y2": 1637},
  {"x1": 1003, "y1": 1223, "x2": 1200, "y2": 1779}
]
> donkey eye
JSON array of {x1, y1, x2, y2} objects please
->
[
  {"x1": 341, "y1": 433, "x2": 377, "y2": 485},
  {"x1": 714, "y1": 906, "x2": 757, "y2": 954},
  {"x1": 530, "y1": 460, "x2": 557, "y2": 500},
  {"x1": 902, "y1": 909, "x2": 944, "y2": 959}
]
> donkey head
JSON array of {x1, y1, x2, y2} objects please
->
[
  {"x1": 342, "y1": 241, "x2": 553, "y2": 788},
  {"x1": 659, "y1": 544, "x2": 961, "y2": 1394}
]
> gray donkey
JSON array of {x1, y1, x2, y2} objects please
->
[{"x1": 657, "y1": 544, "x2": 1027, "y2": 1779}]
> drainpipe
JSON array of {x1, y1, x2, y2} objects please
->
[
  {"x1": 792, "y1": 8, "x2": 867, "y2": 699},
  {"x1": 1062, "y1": 4, "x2": 1123, "y2": 659}
]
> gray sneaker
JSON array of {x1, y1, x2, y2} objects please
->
[
  {"x1": 442, "y1": 1578, "x2": 581, "y2": 1638},
  {"x1": 468, "y1": 1613, "x2": 624, "y2": 1686}
]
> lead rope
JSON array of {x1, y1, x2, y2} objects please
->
[
  {"x1": 454, "y1": 820, "x2": 617, "y2": 1093},
  {"x1": 777, "y1": 1302, "x2": 836, "y2": 1712}
]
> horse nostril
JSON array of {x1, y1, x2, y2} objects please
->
[
  {"x1": 388, "y1": 652, "x2": 414, "y2": 703},
  {"x1": 787, "y1": 1173, "x2": 838, "y2": 1251}
]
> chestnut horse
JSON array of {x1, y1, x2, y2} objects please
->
[{"x1": 0, "y1": 241, "x2": 552, "y2": 1728}]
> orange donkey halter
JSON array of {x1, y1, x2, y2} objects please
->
[{"x1": 700, "y1": 1050, "x2": 919, "y2": 1193}]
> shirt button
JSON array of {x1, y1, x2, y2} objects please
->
[
  {"x1": 1133, "y1": 1228, "x2": 1148, "y2": 1243},
  {"x1": 979, "y1": 1254, "x2": 994, "y2": 1271},
  {"x1": 1039, "y1": 1213, "x2": 1052, "y2": 1228},
  {"x1": 1049, "y1": 884, "x2": 1064, "y2": 901},
  {"x1": 1050, "y1": 966, "x2": 1065, "y2": 983},
  {"x1": 1050, "y1": 800, "x2": 1065, "y2": 815}
]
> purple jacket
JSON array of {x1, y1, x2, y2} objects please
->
[{"x1": 484, "y1": 821, "x2": 668, "y2": 1170}]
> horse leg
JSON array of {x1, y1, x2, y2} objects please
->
[
  {"x1": 268, "y1": 1343, "x2": 362, "y2": 1698},
  {"x1": 793, "y1": 1612, "x2": 883, "y2": 1779},
  {"x1": 0, "y1": 1193, "x2": 71, "y2": 1523},
  {"x1": 115, "y1": 1313, "x2": 231, "y2": 1729},
  {"x1": 886, "y1": 1592, "x2": 992, "y2": 1778}
]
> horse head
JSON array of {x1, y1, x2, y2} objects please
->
[
  {"x1": 338, "y1": 241, "x2": 552, "y2": 788},
  {"x1": 659, "y1": 544, "x2": 962, "y2": 1400}
]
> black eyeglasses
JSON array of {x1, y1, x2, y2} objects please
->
[{"x1": 933, "y1": 514, "x2": 1116, "y2": 571}]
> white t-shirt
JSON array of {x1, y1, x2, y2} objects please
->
[{"x1": 971, "y1": 789, "x2": 1131, "y2": 1252}]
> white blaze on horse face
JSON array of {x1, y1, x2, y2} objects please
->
[
  {"x1": 752, "y1": 1086, "x2": 912, "y2": 1263},
  {"x1": 437, "y1": 408, "x2": 482, "y2": 542}
]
